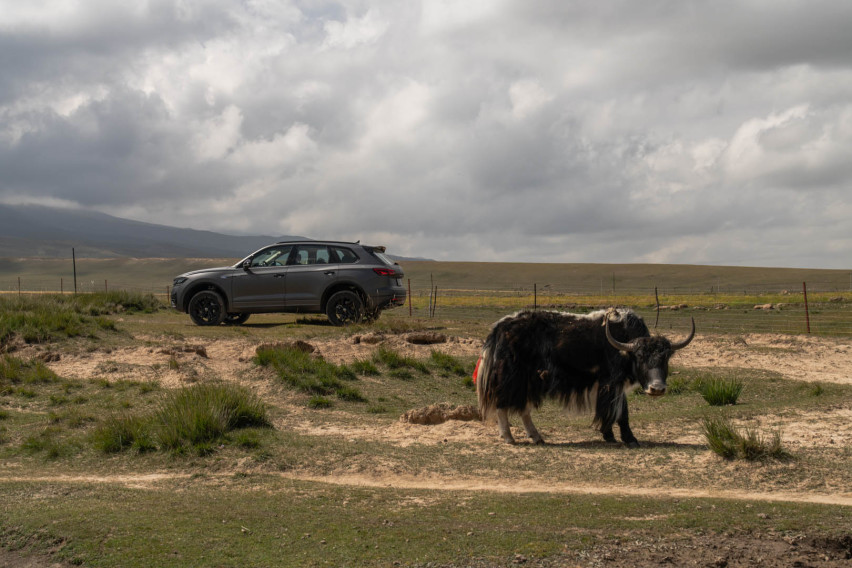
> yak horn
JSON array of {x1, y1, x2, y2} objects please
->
[
  {"x1": 605, "y1": 317, "x2": 638, "y2": 352},
  {"x1": 671, "y1": 318, "x2": 696, "y2": 351}
]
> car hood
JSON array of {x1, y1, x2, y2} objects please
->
[{"x1": 175, "y1": 266, "x2": 238, "y2": 279}]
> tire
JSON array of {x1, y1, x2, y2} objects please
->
[
  {"x1": 223, "y1": 313, "x2": 250, "y2": 325},
  {"x1": 326, "y1": 290, "x2": 364, "y2": 326},
  {"x1": 188, "y1": 290, "x2": 226, "y2": 326}
]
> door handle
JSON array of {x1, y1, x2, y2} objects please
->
[
  {"x1": 324, "y1": 271, "x2": 336, "y2": 276},
  {"x1": 273, "y1": 274, "x2": 285, "y2": 278}
]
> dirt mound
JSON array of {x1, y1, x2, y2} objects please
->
[{"x1": 400, "y1": 403, "x2": 480, "y2": 425}]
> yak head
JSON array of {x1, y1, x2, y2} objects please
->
[{"x1": 606, "y1": 318, "x2": 695, "y2": 396}]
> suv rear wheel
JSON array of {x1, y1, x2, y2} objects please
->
[
  {"x1": 188, "y1": 290, "x2": 225, "y2": 326},
  {"x1": 326, "y1": 290, "x2": 363, "y2": 326}
]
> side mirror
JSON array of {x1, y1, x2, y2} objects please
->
[{"x1": 242, "y1": 260, "x2": 252, "y2": 270}]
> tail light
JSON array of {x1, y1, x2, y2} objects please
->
[{"x1": 373, "y1": 267, "x2": 397, "y2": 277}]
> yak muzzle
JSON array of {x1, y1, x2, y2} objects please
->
[{"x1": 645, "y1": 383, "x2": 667, "y2": 397}]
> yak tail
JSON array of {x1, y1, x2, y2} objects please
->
[{"x1": 475, "y1": 346, "x2": 496, "y2": 420}]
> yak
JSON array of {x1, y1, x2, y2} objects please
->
[{"x1": 475, "y1": 308, "x2": 695, "y2": 447}]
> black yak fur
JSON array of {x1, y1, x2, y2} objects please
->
[{"x1": 476, "y1": 308, "x2": 693, "y2": 447}]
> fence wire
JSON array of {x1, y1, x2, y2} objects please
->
[{"x1": 2, "y1": 276, "x2": 851, "y2": 336}]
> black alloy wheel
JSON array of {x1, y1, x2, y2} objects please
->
[
  {"x1": 326, "y1": 290, "x2": 364, "y2": 326},
  {"x1": 188, "y1": 290, "x2": 226, "y2": 326}
]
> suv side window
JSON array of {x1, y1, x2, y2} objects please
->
[
  {"x1": 290, "y1": 245, "x2": 335, "y2": 265},
  {"x1": 332, "y1": 247, "x2": 359, "y2": 264},
  {"x1": 250, "y1": 245, "x2": 292, "y2": 267}
]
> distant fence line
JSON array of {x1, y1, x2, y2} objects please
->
[{"x1": 2, "y1": 277, "x2": 850, "y2": 336}]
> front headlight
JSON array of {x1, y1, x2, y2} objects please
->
[{"x1": 173, "y1": 277, "x2": 188, "y2": 286}]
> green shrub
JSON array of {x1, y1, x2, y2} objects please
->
[
  {"x1": 255, "y1": 346, "x2": 366, "y2": 402},
  {"x1": 699, "y1": 378, "x2": 743, "y2": 406},
  {"x1": 350, "y1": 359, "x2": 380, "y2": 376},
  {"x1": 155, "y1": 383, "x2": 271, "y2": 454},
  {"x1": 308, "y1": 396, "x2": 333, "y2": 409},
  {"x1": 92, "y1": 414, "x2": 155, "y2": 454},
  {"x1": 702, "y1": 416, "x2": 791, "y2": 461},
  {"x1": 430, "y1": 351, "x2": 468, "y2": 376},
  {"x1": 373, "y1": 347, "x2": 430, "y2": 374}
]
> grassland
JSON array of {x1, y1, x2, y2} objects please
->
[{"x1": 1, "y1": 279, "x2": 851, "y2": 567}]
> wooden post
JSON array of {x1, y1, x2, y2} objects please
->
[
  {"x1": 105, "y1": 279, "x2": 108, "y2": 293},
  {"x1": 18, "y1": 277, "x2": 21, "y2": 296},
  {"x1": 803, "y1": 282, "x2": 811, "y2": 333},
  {"x1": 534, "y1": 283, "x2": 537, "y2": 310},
  {"x1": 72, "y1": 248, "x2": 77, "y2": 295},
  {"x1": 432, "y1": 286, "x2": 438, "y2": 317},
  {"x1": 654, "y1": 286, "x2": 660, "y2": 329},
  {"x1": 408, "y1": 279, "x2": 412, "y2": 317},
  {"x1": 61, "y1": 278, "x2": 64, "y2": 294}
]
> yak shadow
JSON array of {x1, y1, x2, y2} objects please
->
[{"x1": 512, "y1": 439, "x2": 706, "y2": 451}]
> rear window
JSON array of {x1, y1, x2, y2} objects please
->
[
  {"x1": 371, "y1": 251, "x2": 395, "y2": 266},
  {"x1": 332, "y1": 247, "x2": 359, "y2": 264}
]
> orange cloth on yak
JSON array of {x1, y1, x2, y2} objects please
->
[{"x1": 472, "y1": 357, "x2": 482, "y2": 384}]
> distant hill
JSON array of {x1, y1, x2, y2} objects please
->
[{"x1": 0, "y1": 204, "x2": 306, "y2": 259}]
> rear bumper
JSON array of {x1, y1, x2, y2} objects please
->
[{"x1": 370, "y1": 288, "x2": 406, "y2": 310}]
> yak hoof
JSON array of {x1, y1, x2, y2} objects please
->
[
  {"x1": 603, "y1": 434, "x2": 618, "y2": 444},
  {"x1": 531, "y1": 437, "x2": 545, "y2": 445},
  {"x1": 624, "y1": 440, "x2": 641, "y2": 449},
  {"x1": 501, "y1": 435, "x2": 517, "y2": 445}
]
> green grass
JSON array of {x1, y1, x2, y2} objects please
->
[
  {"x1": 254, "y1": 345, "x2": 366, "y2": 404},
  {"x1": 702, "y1": 415, "x2": 791, "y2": 461},
  {"x1": 0, "y1": 292, "x2": 160, "y2": 347},
  {"x1": 154, "y1": 383, "x2": 272, "y2": 454},
  {"x1": 698, "y1": 377, "x2": 744, "y2": 406},
  {"x1": 1, "y1": 478, "x2": 850, "y2": 568}
]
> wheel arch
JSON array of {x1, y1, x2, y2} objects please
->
[
  {"x1": 182, "y1": 281, "x2": 230, "y2": 313},
  {"x1": 321, "y1": 281, "x2": 368, "y2": 312}
]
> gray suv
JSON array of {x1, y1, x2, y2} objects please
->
[{"x1": 170, "y1": 241, "x2": 406, "y2": 326}]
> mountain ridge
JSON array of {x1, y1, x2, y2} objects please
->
[{"x1": 0, "y1": 204, "x2": 305, "y2": 259}]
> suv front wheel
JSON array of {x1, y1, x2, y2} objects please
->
[
  {"x1": 326, "y1": 290, "x2": 364, "y2": 326},
  {"x1": 188, "y1": 290, "x2": 225, "y2": 326}
]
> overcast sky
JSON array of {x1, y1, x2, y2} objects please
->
[{"x1": 1, "y1": 1, "x2": 851, "y2": 268}]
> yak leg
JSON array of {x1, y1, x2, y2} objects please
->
[
  {"x1": 597, "y1": 388, "x2": 620, "y2": 444},
  {"x1": 496, "y1": 408, "x2": 516, "y2": 444},
  {"x1": 520, "y1": 408, "x2": 545, "y2": 444},
  {"x1": 616, "y1": 397, "x2": 640, "y2": 449}
]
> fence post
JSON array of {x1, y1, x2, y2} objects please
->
[
  {"x1": 105, "y1": 279, "x2": 108, "y2": 293},
  {"x1": 72, "y1": 248, "x2": 77, "y2": 295},
  {"x1": 534, "y1": 283, "x2": 537, "y2": 310},
  {"x1": 432, "y1": 286, "x2": 438, "y2": 317},
  {"x1": 803, "y1": 281, "x2": 811, "y2": 334},
  {"x1": 18, "y1": 277, "x2": 21, "y2": 296},
  {"x1": 408, "y1": 280, "x2": 412, "y2": 317},
  {"x1": 654, "y1": 286, "x2": 660, "y2": 329}
]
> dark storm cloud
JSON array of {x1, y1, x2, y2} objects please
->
[{"x1": 1, "y1": 0, "x2": 852, "y2": 267}]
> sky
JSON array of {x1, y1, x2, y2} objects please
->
[{"x1": 1, "y1": 1, "x2": 851, "y2": 268}]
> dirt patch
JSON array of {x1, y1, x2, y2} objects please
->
[
  {"x1": 400, "y1": 403, "x2": 480, "y2": 425},
  {"x1": 674, "y1": 333, "x2": 852, "y2": 385}
]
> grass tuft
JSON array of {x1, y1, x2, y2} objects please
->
[
  {"x1": 702, "y1": 415, "x2": 791, "y2": 461},
  {"x1": 155, "y1": 383, "x2": 271, "y2": 454},
  {"x1": 255, "y1": 346, "x2": 366, "y2": 402},
  {"x1": 372, "y1": 347, "x2": 430, "y2": 374},
  {"x1": 699, "y1": 378, "x2": 743, "y2": 406}
]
